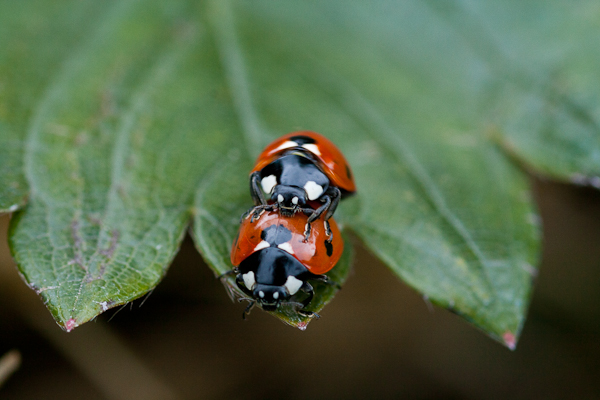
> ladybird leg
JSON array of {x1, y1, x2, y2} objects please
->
[
  {"x1": 303, "y1": 222, "x2": 312, "y2": 242},
  {"x1": 324, "y1": 220, "x2": 333, "y2": 244},
  {"x1": 242, "y1": 300, "x2": 256, "y2": 320},
  {"x1": 241, "y1": 203, "x2": 275, "y2": 223},
  {"x1": 239, "y1": 209, "x2": 250, "y2": 222},
  {"x1": 317, "y1": 187, "x2": 341, "y2": 242},
  {"x1": 307, "y1": 195, "x2": 331, "y2": 224},
  {"x1": 296, "y1": 282, "x2": 321, "y2": 318},
  {"x1": 250, "y1": 204, "x2": 276, "y2": 222},
  {"x1": 313, "y1": 274, "x2": 341, "y2": 290},
  {"x1": 240, "y1": 206, "x2": 258, "y2": 222},
  {"x1": 250, "y1": 207, "x2": 265, "y2": 223},
  {"x1": 323, "y1": 186, "x2": 341, "y2": 221},
  {"x1": 297, "y1": 209, "x2": 316, "y2": 241},
  {"x1": 298, "y1": 309, "x2": 321, "y2": 318},
  {"x1": 298, "y1": 208, "x2": 316, "y2": 240},
  {"x1": 300, "y1": 281, "x2": 314, "y2": 307},
  {"x1": 301, "y1": 196, "x2": 332, "y2": 241},
  {"x1": 234, "y1": 273, "x2": 246, "y2": 289},
  {"x1": 300, "y1": 207, "x2": 315, "y2": 216},
  {"x1": 250, "y1": 171, "x2": 267, "y2": 206}
]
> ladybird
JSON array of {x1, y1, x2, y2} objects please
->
[
  {"x1": 230, "y1": 209, "x2": 343, "y2": 317},
  {"x1": 248, "y1": 131, "x2": 355, "y2": 239}
]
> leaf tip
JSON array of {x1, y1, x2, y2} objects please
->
[
  {"x1": 63, "y1": 318, "x2": 79, "y2": 333},
  {"x1": 502, "y1": 331, "x2": 517, "y2": 350},
  {"x1": 297, "y1": 321, "x2": 308, "y2": 331}
]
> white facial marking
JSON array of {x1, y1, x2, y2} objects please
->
[
  {"x1": 261, "y1": 175, "x2": 277, "y2": 194},
  {"x1": 253, "y1": 240, "x2": 270, "y2": 252},
  {"x1": 304, "y1": 181, "x2": 323, "y2": 200},
  {"x1": 273, "y1": 140, "x2": 298, "y2": 152},
  {"x1": 242, "y1": 271, "x2": 256, "y2": 290},
  {"x1": 284, "y1": 276, "x2": 303, "y2": 295},
  {"x1": 277, "y1": 242, "x2": 294, "y2": 255},
  {"x1": 273, "y1": 292, "x2": 279, "y2": 300},
  {"x1": 277, "y1": 194, "x2": 284, "y2": 203},
  {"x1": 259, "y1": 290, "x2": 265, "y2": 298},
  {"x1": 302, "y1": 143, "x2": 321, "y2": 156},
  {"x1": 291, "y1": 196, "x2": 299, "y2": 205}
]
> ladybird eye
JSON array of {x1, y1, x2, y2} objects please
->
[{"x1": 292, "y1": 196, "x2": 298, "y2": 205}]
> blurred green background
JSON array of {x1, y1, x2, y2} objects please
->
[{"x1": 1, "y1": 177, "x2": 599, "y2": 399}]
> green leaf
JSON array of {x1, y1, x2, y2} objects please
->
[
  {"x1": 13, "y1": 0, "x2": 600, "y2": 346},
  {"x1": 205, "y1": 0, "x2": 540, "y2": 345},
  {"x1": 1, "y1": 0, "x2": 350, "y2": 331},
  {"x1": 0, "y1": 124, "x2": 26, "y2": 213},
  {"x1": 0, "y1": 1, "x2": 107, "y2": 211},
  {"x1": 420, "y1": 0, "x2": 600, "y2": 183},
  {"x1": 382, "y1": 0, "x2": 600, "y2": 184},
  {"x1": 7, "y1": 0, "x2": 241, "y2": 329}
]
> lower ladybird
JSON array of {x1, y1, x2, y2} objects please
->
[{"x1": 229, "y1": 210, "x2": 343, "y2": 318}]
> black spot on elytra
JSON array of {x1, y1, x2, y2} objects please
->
[
  {"x1": 346, "y1": 164, "x2": 352, "y2": 180},
  {"x1": 324, "y1": 240, "x2": 333, "y2": 257},
  {"x1": 261, "y1": 224, "x2": 293, "y2": 246},
  {"x1": 289, "y1": 135, "x2": 316, "y2": 145}
]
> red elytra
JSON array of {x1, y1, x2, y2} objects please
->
[
  {"x1": 250, "y1": 131, "x2": 356, "y2": 194},
  {"x1": 231, "y1": 210, "x2": 343, "y2": 276}
]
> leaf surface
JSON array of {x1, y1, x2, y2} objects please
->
[
  {"x1": 7, "y1": 0, "x2": 239, "y2": 328},
  {"x1": 5, "y1": 0, "x2": 598, "y2": 345},
  {"x1": 0, "y1": 1, "x2": 112, "y2": 211}
]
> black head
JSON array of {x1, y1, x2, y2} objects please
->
[
  {"x1": 271, "y1": 185, "x2": 307, "y2": 216},
  {"x1": 235, "y1": 247, "x2": 310, "y2": 311},
  {"x1": 235, "y1": 272, "x2": 292, "y2": 311},
  {"x1": 259, "y1": 154, "x2": 329, "y2": 216},
  {"x1": 251, "y1": 284, "x2": 288, "y2": 311}
]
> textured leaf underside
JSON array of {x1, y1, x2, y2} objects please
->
[{"x1": 1, "y1": 0, "x2": 598, "y2": 345}]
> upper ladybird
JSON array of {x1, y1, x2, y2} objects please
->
[{"x1": 247, "y1": 131, "x2": 355, "y2": 240}]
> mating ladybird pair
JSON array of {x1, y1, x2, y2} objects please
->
[{"x1": 229, "y1": 131, "x2": 355, "y2": 317}]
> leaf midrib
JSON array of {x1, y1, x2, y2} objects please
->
[{"x1": 207, "y1": 0, "x2": 267, "y2": 158}]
